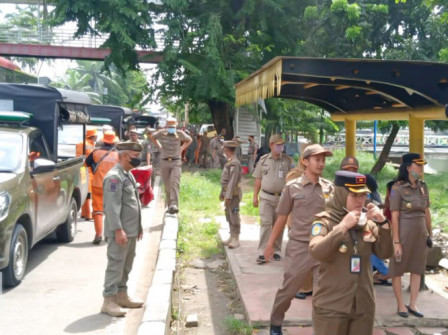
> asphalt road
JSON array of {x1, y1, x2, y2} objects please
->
[{"x1": 0, "y1": 177, "x2": 163, "y2": 335}]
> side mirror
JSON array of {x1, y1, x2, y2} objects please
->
[{"x1": 31, "y1": 158, "x2": 56, "y2": 174}]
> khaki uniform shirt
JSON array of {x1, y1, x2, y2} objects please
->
[
  {"x1": 103, "y1": 164, "x2": 142, "y2": 238},
  {"x1": 200, "y1": 135, "x2": 212, "y2": 153},
  {"x1": 309, "y1": 213, "x2": 393, "y2": 314},
  {"x1": 276, "y1": 175, "x2": 333, "y2": 242},
  {"x1": 152, "y1": 129, "x2": 191, "y2": 159},
  {"x1": 220, "y1": 156, "x2": 242, "y2": 199},
  {"x1": 389, "y1": 180, "x2": 430, "y2": 219},
  {"x1": 253, "y1": 153, "x2": 295, "y2": 199},
  {"x1": 210, "y1": 137, "x2": 224, "y2": 157}
]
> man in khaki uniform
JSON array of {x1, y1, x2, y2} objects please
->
[
  {"x1": 263, "y1": 144, "x2": 334, "y2": 335},
  {"x1": 211, "y1": 135, "x2": 226, "y2": 168},
  {"x1": 198, "y1": 131, "x2": 212, "y2": 168},
  {"x1": 101, "y1": 141, "x2": 144, "y2": 317},
  {"x1": 220, "y1": 140, "x2": 242, "y2": 249},
  {"x1": 248, "y1": 135, "x2": 258, "y2": 174},
  {"x1": 253, "y1": 134, "x2": 294, "y2": 264},
  {"x1": 149, "y1": 118, "x2": 192, "y2": 214}
]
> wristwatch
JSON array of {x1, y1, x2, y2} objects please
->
[{"x1": 375, "y1": 218, "x2": 389, "y2": 226}]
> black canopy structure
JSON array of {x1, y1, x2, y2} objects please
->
[
  {"x1": 87, "y1": 105, "x2": 133, "y2": 139},
  {"x1": 0, "y1": 83, "x2": 91, "y2": 160},
  {"x1": 234, "y1": 57, "x2": 448, "y2": 155}
]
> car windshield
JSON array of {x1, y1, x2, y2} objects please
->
[
  {"x1": 58, "y1": 124, "x2": 84, "y2": 145},
  {"x1": 0, "y1": 132, "x2": 23, "y2": 172}
]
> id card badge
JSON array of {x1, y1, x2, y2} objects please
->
[
  {"x1": 278, "y1": 170, "x2": 284, "y2": 179},
  {"x1": 350, "y1": 255, "x2": 361, "y2": 273}
]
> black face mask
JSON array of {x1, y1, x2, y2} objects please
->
[{"x1": 129, "y1": 157, "x2": 141, "y2": 167}]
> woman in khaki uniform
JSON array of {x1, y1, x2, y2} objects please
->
[
  {"x1": 309, "y1": 171, "x2": 393, "y2": 335},
  {"x1": 389, "y1": 153, "x2": 432, "y2": 318}
]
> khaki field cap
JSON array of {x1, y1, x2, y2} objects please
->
[
  {"x1": 335, "y1": 170, "x2": 370, "y2": 194},
  {"x1": 166, "y1": 117, "x2": 177, "y2": 127},
  {"x1": 302, "y1": 144, "x2": 333, "y2": 159},
  {"x1": 223, "y1": 140, "x2": 239, "y2": 148},
  {"x1": 116, "y1": 141, "x2": 143, "y2": 152},
  {"x1": 269, "y1": 134, "x2": 285, "y2": 144},
  {"x1": 340, "y1": 156, "x2": 359, "y2": 170}
]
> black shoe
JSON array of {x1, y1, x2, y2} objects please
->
[
  {"x1": 92, "y1": 236, "x2": 102, "y2": 245},
  {"x1": 273, "y1": 254, "x2": 281, "y2": 261},
  {"x1": 397, "y1": 310, "x2": 408, "y2": 318},
  {"x1": 406, "y1": 305, "x2": 424, "y2": 318},
  {"x1": 270, "y1": 325, "x2": 283, "y2": 335},
  {"x1": 295, "y1": 291, "x2": 312, "y2": 299},
  {"x1": 256, "y1": 255, "x2": 266, "y2": 264}
]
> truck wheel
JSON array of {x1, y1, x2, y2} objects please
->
[
  {"x1": 2, "y1": 224, "x2": 28, "y2": 287},
  {"x1": 56, "y1": 198, "x2": 77, "y2": 243}
]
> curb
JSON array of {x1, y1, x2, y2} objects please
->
[{"x1": 138, "y1": 196, "x2": 178, "y2": 334}]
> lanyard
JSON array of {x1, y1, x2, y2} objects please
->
[{"x1": 349, "y1": 229, "x2": 358, "y2": 255}]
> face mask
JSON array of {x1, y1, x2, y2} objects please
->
[
  {"x1": 410, "y1": 170, "x2": 421, "y2": 180},
  {"x1": 167, "y1": 128, "x2": 176, "y2": 134},
  {"x1": 274, "y1": 144, "x2": 284, "y2": 154},
  {"x1": 129, "y1": 157, "x2": 141, "y2": 167}
]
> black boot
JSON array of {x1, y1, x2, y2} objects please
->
[{"x1": 270, "y1": 325, "x2": 283, "y2": 335}]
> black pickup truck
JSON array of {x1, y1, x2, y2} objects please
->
[{"x1": 0, "y1": 84, "x2": 90, "y2": 287}]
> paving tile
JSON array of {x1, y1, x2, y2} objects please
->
[
  {"x1": 416, "y1": 327, "x2": 448, "y2": 335},
  {"x1": 385, "y1": 327, "x2": 415, "y2": 335}
]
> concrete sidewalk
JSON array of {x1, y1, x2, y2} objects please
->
[{"x1": 219, "y1": 221, "x2": 448, "y2": 334}]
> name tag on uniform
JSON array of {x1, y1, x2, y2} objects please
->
[
  {"x1": 294, "y1": 195, "x2": 305, "y2": 200},
  {"x1": 350, "y1": 255, "x2": 361, "y2": 273},
  {"x1": 278, "y1": 170, "x2": 284, "y2": 179}
]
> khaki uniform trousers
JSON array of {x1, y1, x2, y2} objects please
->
[
  {"x1": 103, "y1": 236, "x2": 137, "y2": 297},
  {"x1": 160, "y1": 159, "x2": 182, "y2": 208},
  {"x1": 198, "y1": 150, "x2": 210, "y2": 168},
  {"x1": 258, "y1": 196, "x2": 283, "y2": 253},
  {"x1": 248, "y1": 156, "x2": 256, "y2": 174},
  {"x1": 225, "y1": 195, "x2": 241, "y2": 235},
  {"x1": 312, "y1": 302, "x2": 374, "y2": 335},
  {"x1": 271, "y1": 239, "x2": 319, "y2": 325}
]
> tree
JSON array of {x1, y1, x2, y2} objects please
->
[{"x1": 50, "y1": 0, "x2": 156, "y2": 73}]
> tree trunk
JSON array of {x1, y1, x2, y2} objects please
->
[
  {"x1": 208, "y1": 100, "x2": 233, "y2": 139},
  {"x1": 370, "y1": 122, "x2": 400, "y2": 175}
]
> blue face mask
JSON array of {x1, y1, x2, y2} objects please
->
[{"x1": 167, "y1": 127, "x2": 176, "y2": 134}]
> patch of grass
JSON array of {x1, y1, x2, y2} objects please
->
[
  {"x1": 223, "y1": 316, "x2": 254, "y2": 335},
  {"x1": 240, "y1": 191, "x2": 259, "y2": 216},
  {"x1": 178, "y1": 170, "x2": 223, "y2": 260}
]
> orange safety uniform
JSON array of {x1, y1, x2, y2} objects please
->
[
  {"x1": 89, "y1": 147, "x2": 119, "y2": 214},
  {"x1": 76, "y1": 138, "x2": 96, "y2": 193}
]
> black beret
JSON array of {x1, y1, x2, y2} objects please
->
[
  {"x1": 401, "y1": 153, "x2": 426, "y2": 165},
  {"x1": 335, "y1": 170, "x2": 370, "y2": 194}
]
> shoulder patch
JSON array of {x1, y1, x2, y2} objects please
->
[
  {"x1": 311, "y1": 222, "x2": 323, "y2": 236},
  {"x1": 260, "y1": 154, "x2": 269, "y2": 163},
  {"x1": 108, "y1": 179, "x2": 119, "y2": 192}
]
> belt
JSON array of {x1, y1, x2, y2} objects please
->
[
  {"x1": 263, "y1": 189, "x2": 282, "y2": 196},
  {"x1": 163, "y1": 157, "x2": 181, "y2": 161}
]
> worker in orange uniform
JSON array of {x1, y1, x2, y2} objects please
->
[
  {"x1": 85, "y1": 131, "x2": 119, "y2": 244},
  {"x1": 76, "y1": 127, "x2": 98, "y2": 221}
]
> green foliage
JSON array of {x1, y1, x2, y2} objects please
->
[
  {"x1": 50, "y1": 0, "x2": 156, "y2": 72},
  {"x1": 223, "y1": 316, "x2": 254, "y2": 335},
  {"x1": 51, "y1": 60, "x2": 150, "y2": 108},
  {"x1": 177, "y1": 170, "x2": 223, "y2": 259}
]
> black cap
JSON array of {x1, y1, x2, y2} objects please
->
[
  {"x1": 116, "y1": 141, "x2": 143, "y2": 152},
  {"x1": 402, "y1": 153, "x2": 426, "y2": 165},
  {"x1": 335, "y1": 170, "x2": 370, "y2": 194}
]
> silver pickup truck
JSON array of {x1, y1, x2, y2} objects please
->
[{"x1": 0, "y1": 84, "x2": 90, "y2": 287}]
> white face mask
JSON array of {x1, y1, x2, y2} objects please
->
[
  {"x1": 274, "y1": 144, "x2": 284, "y2": 154},
  {"x1": 167, "y1": 127, "x2": 176, "y2": 134},
  {"x1": 410, "y1": 170, "x2": 421, "y2": 180}
]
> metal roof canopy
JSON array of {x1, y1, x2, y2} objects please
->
[
  {"x1": 235, "y1": 57, "x2": 448, "y2": 120},
  {"x1": 234, "y1": 57, "x2": 448, "y2": 156}
]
